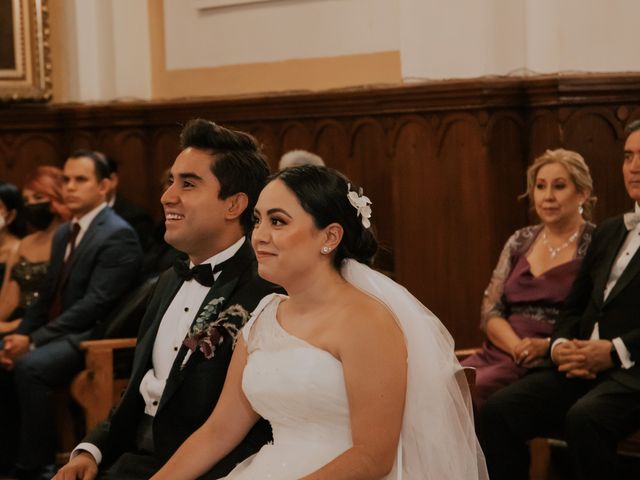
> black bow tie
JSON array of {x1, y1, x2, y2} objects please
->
[{"x1": 173, "y1": 258, "x2": 229, "y2": 287}]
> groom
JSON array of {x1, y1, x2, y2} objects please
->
[{"x1": 54, "y1": 119, "x2": 280, "y2": 480}]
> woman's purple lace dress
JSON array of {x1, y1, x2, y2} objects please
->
[{"x1": 462, "y1": 223, "x2": 594, "y2": 409}]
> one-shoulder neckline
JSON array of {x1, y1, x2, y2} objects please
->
[{"x1": 267, "y1": 294, "x2": 342, "y2": 364}]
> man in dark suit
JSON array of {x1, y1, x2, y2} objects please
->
[
  {"x1": 0, "y1": 150, "x2": 143, "y2": 480},
  {"x1": 54, "y1": 119, "x2": 280, "y2": 480},
  {"x1": 479, "y1": 120, "x2": 640, "y2": 480}
]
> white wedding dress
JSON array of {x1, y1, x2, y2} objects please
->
[{"x1": 223, "y1": 260, "x2": 488, "y2": 480}]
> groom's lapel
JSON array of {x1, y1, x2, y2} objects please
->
[{"x1": 157, "y1": 241, "x2": 253, "y2": 412}]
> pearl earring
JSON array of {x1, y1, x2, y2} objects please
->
[
  {"x1": 321, "y1": 246, "x2": 331, "y2": 254},
  {"x1": 578, "y1": 204, "x2": 584, "y2": 216}
]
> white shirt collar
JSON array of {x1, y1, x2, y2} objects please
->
[
  {"x1": 73, "y1": 202, "x2": 108, "y2": 231},
  {"x1": 191, "y1": 236, "x2": 245, "y2": 269}
]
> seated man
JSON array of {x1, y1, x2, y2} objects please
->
[
  {"x1": 479, "y1": 120, "x2": 640, "y2": 480},
  {"x1": 54, "y1": 119, "x2": 281, "y2": 480},
  {"x1": 0, "y1": 150, "x2": 143, "y2": 480}
]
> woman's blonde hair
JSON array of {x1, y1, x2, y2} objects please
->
[{"x1": 522, "y1": 149, "x2": 596, "y2": 221}]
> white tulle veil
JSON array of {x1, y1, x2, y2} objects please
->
[{"x1": 341, "y1": 259, "x2": 488, "y2": 480}]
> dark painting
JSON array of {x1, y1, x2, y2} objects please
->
[{"x1": 0, "y1": 0, "x2": 16, "y2": 70}]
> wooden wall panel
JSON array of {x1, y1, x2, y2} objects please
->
[
  {"x1": 563, "y1": 109, "x2": 627, "y2": 223},
  {"x1": 1, "y1": 74, "x2": 639, "y2": 348},
  {"x1": 351, "y1": 120, "x2": 393, "y2": 272}
]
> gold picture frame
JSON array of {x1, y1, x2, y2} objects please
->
[{"x1": 0, "y1": 0, "x2": 51, "y2": 102}]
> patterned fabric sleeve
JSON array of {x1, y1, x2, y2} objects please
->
[
  {"x1": 480, "y1": 225, "x2": 541, "y2": 331},
  {"x1": 576, "y1": 222, "x2": 595, "y2": 258}
]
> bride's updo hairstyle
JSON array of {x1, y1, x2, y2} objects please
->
[{"x1": 270, "y1": 165, "x2": 378, "y2": 269}]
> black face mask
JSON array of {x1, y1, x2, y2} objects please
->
[{"x1": 24, "y1": 202, "x2": 55, "y2": 230}]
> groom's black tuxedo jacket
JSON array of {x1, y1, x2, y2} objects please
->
[
  {"x1": 84, "y1": 239, "x2": 281, "y2": 475},
  {"x1": 552, "y1": 215, "x2": 640, "y2": 390}
]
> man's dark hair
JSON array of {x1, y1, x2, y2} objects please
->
[
  {"x1": 96, "y1": 151, "x2": 118, "y2": 175},
  {"x1": 67, "y1": 149, "x2": 111, "y2": 181},
  {"x1": 624, "y1": 120, "x2": 640, "y2": 139},
  {"x1": 180, "y1": 119, "x2": 270, "y2": 234}
]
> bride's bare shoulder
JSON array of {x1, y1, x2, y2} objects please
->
[{"x1": 338, "y1": 286, "x2": 402, "y2": 338}]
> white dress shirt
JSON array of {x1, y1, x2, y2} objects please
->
[
  {"x1": 552, "y1": 203, "x2": 640, "y2": 369},
  {"x1": 73, "y1": 237, "x2": 245, "y2": 464},
  {"x1": 65, "y1": 202, "x2": 108, "y2": 260}
]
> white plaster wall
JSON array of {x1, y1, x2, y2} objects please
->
[
  {"x1": 64, "y1": 0, "x2": 151, "y2": 102},
  {"x1": 400, "y1": 0, "x2": 640, "y2": 80},
  {"x1": 112, "y1": 0, "x2": 152, "y2": 100},
  {"x1": 62, "y1": 0, "x2": 640, "y2": 101},
  {"x1": 544, "y1": 0, "x2": 639, "y2": 73},
  {"x1": 163, "y1": 0, "x2": 400, "y2": 70}
]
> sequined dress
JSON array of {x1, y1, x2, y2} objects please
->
[{"x1": 9, "y1": 256, "x2": 49, "y2": 317}]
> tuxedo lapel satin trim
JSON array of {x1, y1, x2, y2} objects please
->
[
  {"x1": 604, "y1": 232, "x2": 640, "y2": 306},
  {"x1": 157, "y1": 241, "x2": 253, "y2": 413},
  {"x1": 593, "y1": 219, "x2": 628, "y2": 308}
]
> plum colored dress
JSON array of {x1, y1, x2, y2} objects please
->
[{"x1": 462, "y1": 223, "x2": 594, "y2": 409}]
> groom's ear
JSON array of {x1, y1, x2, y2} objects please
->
[
  {"x1": 224, "y1": 192, "x2": 249, "y2": 221},
  {"x1": 322, "y1": 223, "x2": 343, "y2": 251}
]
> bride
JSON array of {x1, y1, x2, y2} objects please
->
[{"x1": 151, "y1": 166, "x2": 487, "y2": 479}]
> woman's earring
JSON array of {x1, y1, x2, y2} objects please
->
[
  {"x1": 321, "y1": 246, "x2": 331, "y2": 254},
  {"x1": 578, "y1": 204, "x2": 584, "y2": 216}
]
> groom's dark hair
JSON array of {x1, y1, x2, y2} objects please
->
[{"x1": 180, "y1": 119, "x2": 270, "y2": 234}]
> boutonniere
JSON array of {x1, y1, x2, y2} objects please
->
[{"x1": 182, "y1": 297, "x2": 250, "y2": 362}]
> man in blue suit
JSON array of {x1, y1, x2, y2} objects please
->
[{"x1": 0, "y1": 150, "x2": 143, "y2": 480}]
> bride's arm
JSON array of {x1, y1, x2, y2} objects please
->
[
  {"x1": 151, "y1": 337, "x2": 259, "y2": 480},
  {"x1": 301, "y1": 303, "x2": 407, "y2": 480}
]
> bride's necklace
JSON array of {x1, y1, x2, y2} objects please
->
[{"x1": 542, "y1": 229, "x2": 579, "y2": 259}]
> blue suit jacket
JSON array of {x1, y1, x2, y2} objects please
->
[{"x1": 17, "y1": 206, "x2": 143, "y2": 346}]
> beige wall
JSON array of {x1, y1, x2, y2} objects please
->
[{"x1": 48, "y1": 0, "x2": 640, "y2": 102}]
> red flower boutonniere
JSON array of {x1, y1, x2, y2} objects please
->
[{"x1": 183, "y1": 297, "x2": 250, "y2": 360}]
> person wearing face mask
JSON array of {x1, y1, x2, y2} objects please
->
[
  {"x1": 0, "y1": 182, "x2": 26, "y2": 293},
  {"x1": 0, "y1": 167, "x2": 71, "y2": 335}
]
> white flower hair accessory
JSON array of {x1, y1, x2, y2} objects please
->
[{"x1": 346, "y1": 183, "x2": 372, "y2": 229}]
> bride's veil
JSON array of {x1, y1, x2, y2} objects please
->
[{"x1": 341, "y1": 259, "x2": 489, "y2": 480}]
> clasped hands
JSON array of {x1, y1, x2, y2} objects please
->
[
  {"x1": 511, "y1": 337, "x2": 550, "y2": 368},
  {"x1": 0, "y1": 334, "x2": 31, "y2": 370},
  {"x1": 550, "y1": 339, "x2": 613, "y2": 379}
]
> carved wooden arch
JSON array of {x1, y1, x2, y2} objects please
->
[
  {"x1": 434, "y1": 112, "x2": 481, "y2": 155},
  {"x1": 562, "y1": 107, "x2": 625, "y2": 141},
  {"x1": 483, "y1": 111, "x2": 526, "y2": 146},
  {"x1": 7, "y1": 132, "x2": 62, "y2": 170},
  {"x1": 279, "y1": 121, "x2": 313, "y2": 152},
  {"x1": 388, "y1": 114, "x2": 432, "y2": 159},
  {"x1": 348, "y1": 118, "x2": 389, "y2": 158}
]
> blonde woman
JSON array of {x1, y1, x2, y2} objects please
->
[{"x1": 462, "y1": 149, "x2": 596, "y2": 408}]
